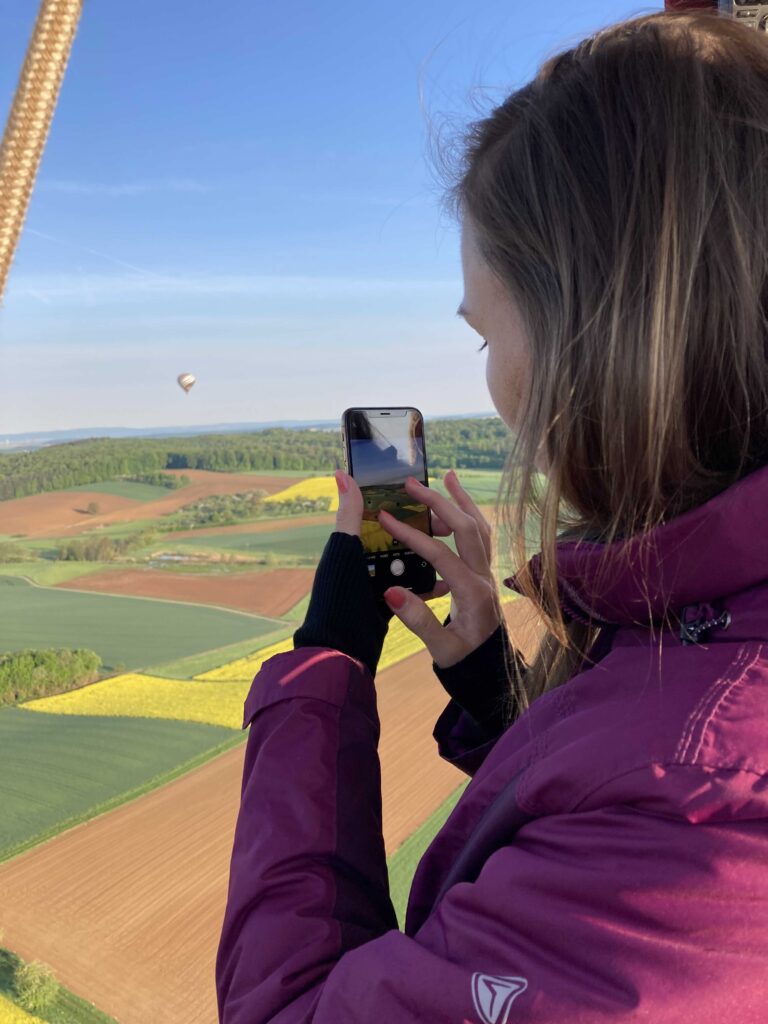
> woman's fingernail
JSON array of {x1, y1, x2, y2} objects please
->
[
  {"x1": 384, "y1": 588, "x2": 406, "y2": 609},
  {"x1": 335, "y1": 471, "x2": 348, "y2": 494}
]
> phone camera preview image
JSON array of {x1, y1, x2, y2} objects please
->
[{"x1": 343, "y1": 408, "x2": 436, "y2": 598}]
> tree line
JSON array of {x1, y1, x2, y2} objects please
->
[
  {"x1": 0, "y1": 417, "x2": 511, "y2": 501},
  {"x1": 0, "y1": 648, "x2": 102, "y2": 706}
]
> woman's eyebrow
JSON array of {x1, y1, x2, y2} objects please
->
[{"x1": 456, "y1": 303, "x2": 470, "y2": 320}]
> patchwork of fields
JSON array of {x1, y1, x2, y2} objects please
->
[
  {"x1": 0, "y1": 470, "x2": 297, "y2": 540},
  {"x1": 0, "y1": 467, "x2": 544, "y2": 1024}
]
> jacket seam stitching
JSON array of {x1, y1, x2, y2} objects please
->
[
  {"x1": 676, "y1": 642, "x2": 761, "y2": 761},
  {"x1": 674, "y1": 644, "x2": 746, "y2": 760},
  {"x1": 567, "y1": 759, "x2": 768, "y2": 814},
  {"x1": 688, "y1": 642, "x2": 765, "y2": 762}
]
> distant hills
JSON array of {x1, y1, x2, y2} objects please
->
[{"x1": 0, "y1": 412, "x2": 498, "y2": 452}]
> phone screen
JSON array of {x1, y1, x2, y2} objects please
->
[{"x1": 344, "y1": 408, "x2": 431, "y2": 558}]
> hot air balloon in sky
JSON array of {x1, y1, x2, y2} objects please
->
[{"x1": 177, "y1": 373, "x2": 196, "y2": 394}]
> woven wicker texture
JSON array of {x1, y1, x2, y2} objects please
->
[{"x1": 0, "y1": 0, "x2": 83, "y2": 301}]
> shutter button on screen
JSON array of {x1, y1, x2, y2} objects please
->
[{"x1": 389, "y1": 558, "x2": 405, "y2": 576}]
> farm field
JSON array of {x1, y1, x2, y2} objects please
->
[
  {"x1": 0, "y1": 654, "x2": 464, "y2": 1024},
  {"x1": 0, "y1": 561, "x2": 113, "y2": 586},
  {"x1": 20, "y1": 673, "x2": 262, "y2": 731},
  {"x1": 166, "y1": 499, "x2": 495, "y2": 542},
  {"x1": 0, "y1": 707, "x2": 238, "y2": 863},
  {"x1": 0, "y1": 490, "x2": 144, "y2": 541},
  {"x1": 430, "y1": 470, "x2": 503, "y2": 501},
  {"x1": 142, "y1": 626, "x2": 296, "y2": 680},
  {"x1": 168, "y1": 522, "x2": 357, "y2": 560},
  {"x1": 0, "y1": 457, "x2": 536, "y2": 1022},
  {"x1": 0, "y1": 470, "x2": 296, "y2": 540},
  {"x1": 68, "y1": 478, "x2": 187, "y2": 501},
  {"x1": 0, "y1": 576, "x2": 281, "y2": 670},
  {"x1": 56, "y1": 566, "x2": 316, "y2": 617},
  {"x1": 0, "y1": 598, "x2": 546, "y2": 1024},
  {"x1": 170, "y1": 511, "x2": 337, "y2": 539},
  {"x1": 263, "y1": 474, "x2": 339, "y2": 509},
  {"x1": 165, "y1": 518, "x2": 466, "y2": 563},
  {"x1": 15, "y1": 596, "x2": 465, "y2": 725}
]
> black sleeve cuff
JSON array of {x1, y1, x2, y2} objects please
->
[
  {"x1": 293, "y1": 531, "x2": 393, "y2": 677},
  {"x1": 432, "y1": 613, "x2": 525, "y2": 736}
]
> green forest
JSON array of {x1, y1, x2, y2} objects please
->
[{"x1": 0, "y1": 417, "x2": 511, "y2": 500}]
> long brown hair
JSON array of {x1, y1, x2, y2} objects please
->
[{"x1": 434, "y1": 9, "x2": 768, "y2": 717}]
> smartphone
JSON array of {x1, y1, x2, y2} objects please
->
[{"x1": 341, "y1": 407, "x2": 437, "y2": 600}]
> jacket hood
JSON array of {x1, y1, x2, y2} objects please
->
[{"x1": 502, "y1": 462, "x2": 768, "y2": 627}]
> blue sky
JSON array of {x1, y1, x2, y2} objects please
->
[{"x1": 0, "y1": 0, "x2": 660, "y2": 433}]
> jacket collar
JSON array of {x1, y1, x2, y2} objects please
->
[{"x1": 502, "y1": 463, "x2": 768, "y2": 627}]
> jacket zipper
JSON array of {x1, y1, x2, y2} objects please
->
[{"x1": 679, "y1": 603, "x2": 732, "y2": 646}]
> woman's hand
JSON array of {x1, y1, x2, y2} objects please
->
[
  {"x1": 376, "y1": 470, "x2": 504, "y2": 670},
  {"x1": 292, "y1": 472, "x2": 396, "y2": 679}
]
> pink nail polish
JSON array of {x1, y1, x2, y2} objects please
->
[{"x1": 384, "y1": 588, "x2": 406, "y2": 609}]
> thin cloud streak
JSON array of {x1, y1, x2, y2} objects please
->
[
  {"x1": 8, "y1": 272, "x2": 457, "y2": 303},
  {"x1": 37, "y1": 178, "x2": 212, "y2": 197},
  {"x1": 25, "y1": 228, "x2": 161, "y2": 276}
]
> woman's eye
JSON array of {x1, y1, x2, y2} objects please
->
[{"x1": 477, "y1": 339, "x2": 488, "y2": 352}]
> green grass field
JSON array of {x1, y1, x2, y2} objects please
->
[
  {"x1": 0, "y1": 706, "x2": 241, "y2": 863},
  {"x1": 0, "y1": 562, "x2": 112, "y2": 585},
  {"x1": 387, "y1": 780, "x2": 469, "y2": 930},
  {"x1": 68, "y1": 479, "x2": 185, "y2": 502},
  {"x1": 428, "y1": 469, "x2": 504, "y2": 504},
  {"x1": 0, "y1": 576, "x2": 281, "y2": 670},
  {"x1": 145, "y1": 624, "x2": 295, "y2": 680},
  {"x1": 167, "y1": 523, "x2": 339, "y2": 559}
]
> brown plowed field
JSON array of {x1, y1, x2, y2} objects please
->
[
  {"x1": 0, "y1": 491, "x2": 145, "y2": 539},
  {"x1": 0, "y1": 599, "x2": 544, "y2": 1024},
  {"x1": 0, "y1": 471, "x2": 294, "y2": 539},
  {"x1": 57, "y1": 566, "x2": 315, "y2": 617}
]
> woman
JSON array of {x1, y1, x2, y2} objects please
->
[{"x1": 216, "y1": 9, "x2": 768, "y2": 1022}]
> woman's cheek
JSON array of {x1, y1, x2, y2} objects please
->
[{"x1": 486, "y1": 347, "x2": 522, "y2": 433}]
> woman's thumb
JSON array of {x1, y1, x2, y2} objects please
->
[
  {"x1": 334, "y1": 470, "x2": 363, "y2": 536},
  {"x1": 383, "y1": 587, "x2": 447, "y2": 661}
]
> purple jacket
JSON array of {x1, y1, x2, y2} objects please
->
[{"x1": 216, "y1": 464, "x2": 768, "y2": 1023}]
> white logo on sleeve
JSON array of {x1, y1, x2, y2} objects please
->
[{"x1": 471, "y1": 973, "x2": 528, "y2": 1024}]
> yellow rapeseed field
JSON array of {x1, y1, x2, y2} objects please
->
[
  {"x1": 20, "y1": 674, "x2": 249, "y2": 730},
  {"x1": 0, "y1": 993, "x2": 47, "y2": 1024},
  {"x1": 263, "y1": 475, "x2": 339, "y2": 511},
  {"x1": 18, "y1": 595, "x2": 521, "y2": 730}
]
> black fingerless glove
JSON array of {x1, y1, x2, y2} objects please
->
[
  {"x1": 432, "y1": 613, "x2": 525, "y2": 737},
  {"x1": 293, "y1": 531, "x2": 395, "y2": 677}
]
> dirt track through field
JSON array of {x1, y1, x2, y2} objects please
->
[
  {"x1": 0, "y1": 471, "x2": 294, "y2": 539},
  {"x1": 0, "y1": 599, "x2": 544, "y2": 1024},
  {"x1": 57, "y1": 566, "x2": 316, "y2": 617}
]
